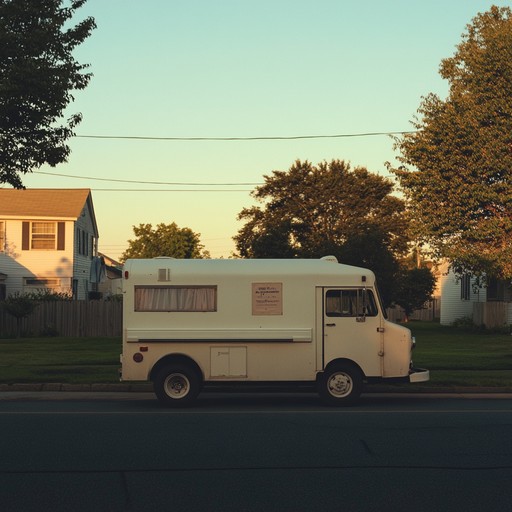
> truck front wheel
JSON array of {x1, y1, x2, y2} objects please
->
[
  {"x1": 318, "y1": 363, "x2": 363, "y2": 406},
  {"x1": 153, "y1": 363, "x2": 201, "y2": 407}
]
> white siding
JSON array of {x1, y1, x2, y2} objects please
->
[
  {"x1": 439, "y1": 264, "x2": 485, "y2": 325},
  {"x1": 72, "y1": 202, "x2": 98, "y2": 300},
  {"x1": 0, "y1": 202, "x2": 98, "y2": 300},
  {"x1": 0, "y1": 219, "x2": 74, "y2": 297}
]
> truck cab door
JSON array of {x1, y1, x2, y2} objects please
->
[{"x1": 321, "y1": 287, "x2": 384, "y2": 377}]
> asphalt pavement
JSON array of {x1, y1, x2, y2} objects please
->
[{"x1": 2, "y1": 393, "x2": 512, "y2": 511}]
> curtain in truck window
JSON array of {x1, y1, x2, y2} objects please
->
[
  {"x1": 134, "y1": 286, "x2": 217, "y2": 312},
  {"x1": 326, "y1": 289, "x2": 378, "y2": 317}
]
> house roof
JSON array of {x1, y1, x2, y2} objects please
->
[
  {"x1": 98, "y1": 252, "x2": 122, "y2": 269},
  {"x1": 0, "y1": 188, "x2": 92, "y2": 218},
  {"x1": 0, "y1": 188, "x2": 99, "y2": 237}
]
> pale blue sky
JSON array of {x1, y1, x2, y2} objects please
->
[{"x1": 21, "y1": 0, "x2": 512, "y2": 258}]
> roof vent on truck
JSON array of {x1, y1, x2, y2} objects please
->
[{"x1": 320, "y1": 255, "x2": 338, "y2": 263}]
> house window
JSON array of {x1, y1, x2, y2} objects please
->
[
  {"x1": 486, "y1": 278, "x2": 512, "y2": 302},
  {"x1": 0, "y1": 221, "x2": 4, "y2": 252},
  {"x1": 77, "y1": 228, "x2": 89, "y2": 256},
  {"x1": 460, "y1": 274, "x2": 471, "y2": 300},
  {"x1": 22, "y1": 221, "x2": 65, "y2": 251},
  {"x1": 24, "y1": 278, "x2": 61, "y2": 290},
  {"x1": 134, "y1": 286, "x2": 217, "y2": 312},
  {"x1": 77, "y1": 229, "x2": 96, "y2": 257},
  {"x1": 31, "y1": 222, "x2": 56, "y2": 249}
]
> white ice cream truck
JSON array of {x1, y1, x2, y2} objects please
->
[{"x1": 120, "y1": 256, "x2": 429, "y2": 406}]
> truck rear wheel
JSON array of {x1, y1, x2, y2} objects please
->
[
  {"x1": 153, "y1": 363, "x2": 201, "y2": 407},
  {"x1": 318, "y1": 362, "x2": 363, "y2": 406}
]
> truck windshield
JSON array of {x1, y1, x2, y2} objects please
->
[{"x1": 374, "y1": 281, "x2": 387, "y2": 319}]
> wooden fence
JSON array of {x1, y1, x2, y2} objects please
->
[
  {"x1": 473, "y1": 302, "x2": 509, "y2": 329},
  {"x1": 386, "y1": 299, "x2": 440, "y2": 323},
  {"x1": 1, "y1": 297, "x2": 442, "y2": 339},
  {"x1": 0, "y1": 301, "x2": 122, "y2": 338}
]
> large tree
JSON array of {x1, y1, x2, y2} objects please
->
[
  {"x1": 337, "y1": 230, "x2": 401, "y2": 308},
  {"x1": 121, "y1": 223, "x2": 210, "y2": 261},
  {"x1": 0, "y1": 0, "x2": 95, "y2": 188},
  {"x1": 390, "y1": 6, "x2": 512, "y2": 280},
  {"x1": 234, "y1": 159, "x2": 411, "y2": 306},
  {"x1": 235, "y1": 159, "x2": 409, "y2": 260}
]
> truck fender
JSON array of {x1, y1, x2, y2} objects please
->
[
  {"x1": 319, "y1": 358, "x2": 365, "y2": 381},
  {"x1": 150, "y1": 354, "x2": 204, "y2": 384}
]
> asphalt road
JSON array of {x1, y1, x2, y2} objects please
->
[{"x1": 1, "y1": 392, "x2": 512, "y2": 512}]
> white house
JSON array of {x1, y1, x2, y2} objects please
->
[
  {"x1": 439, "y1": 262, "x2": 482, "y2": 325},
  {"x1": 98, "y1": 252, "x2": 123, "y2": 298},
  {"x1": 0, "y1": 188, "x2": 99, "y2": 300},
  {"x1": 439, "y1": 260, "x2": 512, "y2": 327}
]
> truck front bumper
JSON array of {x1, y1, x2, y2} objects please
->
[{"x1": 409, "y1": 368, "x2": 430, "y2": 383}]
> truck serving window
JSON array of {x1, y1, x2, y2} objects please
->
[
  {"x1": 326, "y1": 289, "x2": 378, "y2": 317},
  {"x1": 134, "y1": 286, "x2": 217, "y2": 312}
]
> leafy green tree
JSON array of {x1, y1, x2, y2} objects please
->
[
  {"x1": 234, "y1": 212, "x2": 296, "y2": 259},
  {"x1": 338, "y1": 230, "x2": 401, "y2": 308},
  {"x1": 121, "y1": 222, "x2": 210, "y2": 261},
  {"x1": 235, "y1": 159, "x2": 409, "y2": 260},
  {"x1": 0, "y1": 0, "x2": 96, "y2": 188},
  {"x1": 394, "y1": 267, "x2": 437, "y2": 322},
  {"x1": 390, "y1": 6, "x2": 512, "y2": 280},
  {"x1": 1, "y1": 292, "x2": 39, "y2": 338}
]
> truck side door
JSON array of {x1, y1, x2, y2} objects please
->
[{"x1": 321, "y1": 287, "x2": 383, "y2": 377}]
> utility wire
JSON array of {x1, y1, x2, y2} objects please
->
[
  {"x1": 75, "y1": 130, "x2": 415, "y2": 141},
  {"x1": 34, "y1": 170, "x2": 262, "y2": 186},
  {"x1": 35, "y1": 129, "x2": 413, "y2": 188},
  {"x1": 90, "y1": 188, "x2": 252, "y2": 192}
]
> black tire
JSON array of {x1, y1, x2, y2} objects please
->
[
  {"x1": 318, "y1": 362, "x2": 363, "y2": 406},
  {"x1": 153, "y1": 363, "x2": 201, "y2": 407}
]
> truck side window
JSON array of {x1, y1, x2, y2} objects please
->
[
  {"x1": 326, "y1": 289, "x2": 378, "y2": 317},
  {"x1": 135, "y1": 285, "x2": 217, "y2": 312}
]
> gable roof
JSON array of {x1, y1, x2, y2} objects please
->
[
  {"x1": 0, "y1": 188, "x2": 92, "y2": 217},
  {"x1": 0, "y1": 188, "x2": 99, "y2": 236}
]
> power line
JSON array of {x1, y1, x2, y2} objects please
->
[
  {"x1": 91, "y1": 188, "x2": 252, "y2": 192},
  {"x1": 76, "y1": 130, "x2": 415, "y2": 141},
  {"x1": 34, "y1": 170, "x2": 262, "y2": 186}
]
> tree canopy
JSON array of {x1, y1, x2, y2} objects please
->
[
  {"x1": 120, "y1": 222, "x2": 210, "y2": 261},
  {"x1": 235, "y1": 159, "x2": 409, "y2": 260},
  {"x1": 390, "y1": 6, "x2": 512, "y2": 280},
  {"x1": 0, "y1": 0, "x2": 95, "y2": 188},
  {"x1": 393, "y1": 267, "x2": 437, "y2": 321},
  {"x1": 234, "y1": 159, "x2": 412, "y2": 307}
]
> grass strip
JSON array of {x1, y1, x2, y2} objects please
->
[{"x1": 1, "y1": 322, "x2": 512, "y2": 388}]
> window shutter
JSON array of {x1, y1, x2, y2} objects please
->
[
  {"x1": 57, "y1": 222, "x2": 65, "y2": 250},
  {"x1": 22, "y1": 222, "x2": 30, "y2": 250}
]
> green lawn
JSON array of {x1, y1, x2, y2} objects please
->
[
  {"x1": 0, "y1": 337, "x2": 121, "y2": 384},
  {"x1": 1, "y1": 322, "x2": 512, "y2": 389},
  {"x1": 380, "y1": 321, "x2": 512, "y2": 391}
]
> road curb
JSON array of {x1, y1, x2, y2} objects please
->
[
  {"x1": 0, "y1": 383, "x2": 511, "y2": 394},
  {"x1": 0, "y1": 383, "x2": 153, "y2": 392}
]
